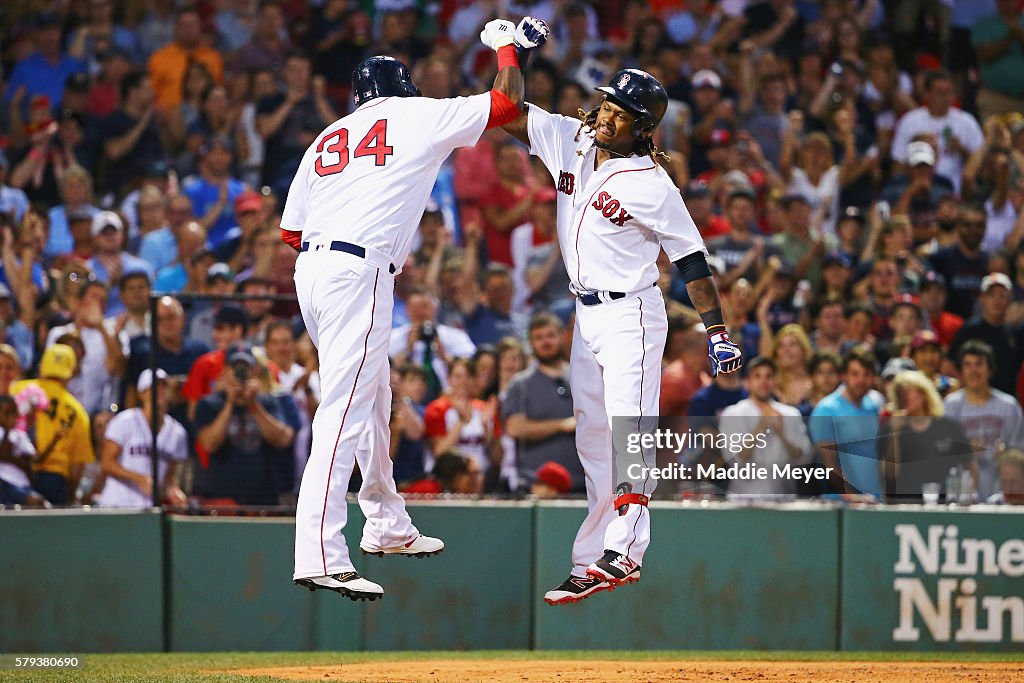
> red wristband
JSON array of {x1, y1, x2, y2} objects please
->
[{"x1": 497, "y1": 44, "x2": 519, "y2": 71}]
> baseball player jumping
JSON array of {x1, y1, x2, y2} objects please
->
[
  {"x1": 283, "y1": 19, "x2": 549, "y2": 600},
  {"x1": 497, "y1": 64, "x2": 744, "y2": 604}
]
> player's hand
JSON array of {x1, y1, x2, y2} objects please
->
[
  {"x1": 708, "y1": 329, "x2": 743, "y2": 377},
  {"x1": 514, "y1": 16, "x2": 550, "y2": 51},
  {"x1": 480, "y1": 19, "x2": 516, "y2": 51}
]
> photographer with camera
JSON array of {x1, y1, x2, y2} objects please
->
[
  {"x1": 389, "y1": 286, "x2": 475, "y2": 404},
  {"x1": 193, "y1": 348, "x2": 295, "y2": 506}
]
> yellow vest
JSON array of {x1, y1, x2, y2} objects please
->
[{"x1": 11, "y1": 379, "x2": 94, "y2": 477}]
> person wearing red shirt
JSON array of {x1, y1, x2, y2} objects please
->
[
  {"x1": 683, "y1": 179, "x2": 731, "y2": 240},
  {"x1": 402, "y1": 452, "x2": 483, "y2": 495},
  {"x1": 182, "y1": 305, "x2": 249, "y2": 419},
  {"x1": 479, "y1": 139, "x2": 535, "y2": 266}
]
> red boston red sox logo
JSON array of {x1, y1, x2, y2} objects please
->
[
  {"x1": 591, "y1": 191, "x2": 633, "y2": 226},
  {"x1": 557, "y1": 170, "x2": 574, "y2": 195}
]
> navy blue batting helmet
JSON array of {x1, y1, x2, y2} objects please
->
[
  {"x1": 352, "y1": 56, "x2": 420, "y2": 108},
  {"x1": 594, "y1": 69, "x2": 668, "y2": 139}
]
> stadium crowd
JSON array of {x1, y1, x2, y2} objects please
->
[{"x1": 0, "y1": 0, "x2": 1022, "y2": 509}]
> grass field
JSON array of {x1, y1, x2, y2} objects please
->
[{"x1": 3, "y1": 650, "x2": 1024, "y2": 683}]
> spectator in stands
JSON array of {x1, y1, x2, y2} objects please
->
[
  {"x1": 502, "y1": 313, "x2": 581, "y2": 493},
  {"x1": 390, "y1": 363, "x2": 427, "y2": 488},
  {"x1": 0, "y1": 394, "x2": 45, "y2": 507},
  {"x1": 182, "y1": 305, "x2": 249, "y2": 419},
  {"x1": 154, "y1": 222, "x2": 208, "y2": 293},
  {"x1": 990, "y1": 448, "x2": 1024, "y2": 505},
  {"x1": 263, "y1": 320, "x2": 319, "y2": 495},
  {"x1": 3, "y1": 13, "x2": 85, "y2": 113},
  {"x1": 100, "y1": 71, "x2": 168, "y2": 198},
  {"x1": 194, "y1": 348, "x2": 295, "y2": 505},
  {"x1": 390, "y1": 287, "x2": 475, "y2": 402},
  {"x1": 115, "y1": 271, "x2": 152, "y2": 340},
  {"x1": 148, "y1": 8, "x2": 224, "y2": 110},
  {"x1": 909, "y1": 330, "x2": 959, "y2": 397},
  {"x1": 186, "y1": 262, "x2": 237, "y2": 342},
  {"x1": 0, "y1": 344, "x2": 21, "y2": 396},
  {"x1": 891, "y1": 69, "x2": 983, "y2": 193},
  {"x1": 918, "y1": 270, "x2": 964, "y2": 346},
  {"x1": 479, "y1": 139, "x2": 534, "y2": 267},
  {"x1": 971, "y1": 0, "x2": 1024, "y2": 119},
  {"x1": 0, "y1": 286, "x2": 33, "y2": 371},
  {"x1": 45, "y1": 280, "x2": 128, "y2": 415},
  {"x1": 882, "y1": 369, "x2": 974, "y2": 504},
  {"x1": 125, "y1": 296, "x2": 209, "y2": 421},
  {"x1": 686, "y1": 367, "x2": 747, "y2": 474},
  {"x1": 944, "y1": 340, "x2": 1024, "y2": 501},
  {"x1": 709, "y1": 189, "x2": 762, "y2": 286},
  {"x1": 96, "y1": 369, "x2": 187, "y2": 508},
  {"x1": 141, "y1": 193, "x2": 195, "y2": 275},
  {"x1": 720, "y1": 356, "x2": 812, "y2": 498},
  {"x1": 41, "y1": 165, "x2": 97, "y2": 260},
  {"x1": 403, "y1": 451, "x2": 483, "y2": 495},
  {"x1": 11, "y1": 344, "x2": 93, "y2": 505},
  {"x1": 86, "y1": 211, "x2": 155, "y2": 315},
  {"x1": 809, "y1": 299, "x2": 846, "y2": 356},
  {"x1": 255, "y1": 52, "x2": 336, "y2": 196},
  {"x1": 0, "y1": 152, "x2": 30, "y2": 224},
  {"x1": 530, "y1": 460, "x2": 573, "y2": 499},
  {"x1": 810, "y1": 348, "x2": 884, "y2": 498},
  {"x1": 213, "y1": 190, "x2": 265, "y2": 266},
  {"x1": 236, "y1": 276, "x2": 276, "y2": 346},
  {"x1": 884, "y1": 141, "x2": 955, "y2": 219},
  {"x1": 685, "y1": 179, "x2": 731, "y2": 241},
  {"x1": 514, "y1": 189, "x2": 569, "y2": 315},
  {"x1": 183, "y1": 136, "x2": 247, "y2": 249},
  {"x1": 807, "y1": 352, "x2": 842, "y2": 414},
  {"x1": 951, "y1": 273, "x2": 1024, "y2": 396},
  {"x1": 767, "y1": 324, "x2": 813, "y2": 410},
  {"x1": 424, "y1": 358, "x2": 501, "y2": 490},
  {"x1": 461, "y1": 265, "x2": 522, "y2": 347},
  {"x1": 769, "y1": 193, "x2": 832, "y2": 284}
]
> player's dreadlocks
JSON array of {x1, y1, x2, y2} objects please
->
[{"x1": 574, "y1": 104, "x2": 671, "y2": 164}]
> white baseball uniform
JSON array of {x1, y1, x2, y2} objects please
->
[
  {"x1": 95, "y1": 407, "x2": 188, "y2": 508},
  {"x1": 526, "y1": 103, "x2": 706, "y2": 577},
  {"x1": 283, "y1": 94, "x2": 491, "y2": 581}
]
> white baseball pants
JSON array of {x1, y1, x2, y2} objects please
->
[
  {"x1": 568, "y1": 286, "x2": 667, "y2": 577},
  {"x1": 293, "y1": 249, "x2": 418, "y2": 580}
]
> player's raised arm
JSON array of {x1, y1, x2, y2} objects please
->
[
  {"x1": 480, "y1": 17, "x2": 549, "y2": 146},
  {"x1": 676, "y1": 254, "x2": 744, "y2": 377}
]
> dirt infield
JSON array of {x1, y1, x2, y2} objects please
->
[{"x1": 236, "y1": 658, "x2": 1024, "y2": 683}]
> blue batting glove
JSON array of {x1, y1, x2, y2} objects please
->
[
  {"x1": 708, "y1": 329, "x2": 743, "y2": 377},
  {"x1": 514, "y1": 16, "x2": 550, "y2": 51}
]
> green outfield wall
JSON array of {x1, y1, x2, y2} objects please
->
[{"x1": 1, "y1": 502, "x2": 1022, "y2": 653}]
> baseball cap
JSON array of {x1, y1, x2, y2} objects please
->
[
  {"x1": 0, "y1": 283, "x2": 11, "y2": 299},
  {"x1": 65, "y1": 72, "x2": 90, "y2": 92},
  {"x1": 781, "y1": 191, "x2": 811, "y2": 208},
  {"x1": 723, "y1": 169, "x2": 754, "y2": 192},
  {"x1": 200, "y1": 134, "x2": 234, "y2": 157},
  {"x1": 890, "y1": 293, "x2": 920, "y2": 313},
  {"x1": 881, "y1": 357, "x2": 917, "y2": 380},
  {"x1": 907, "y1": 141, "x2": 936, "y2": 167},
  {"x1": 838, "y1": 206, "x2": 864, "y2": 224},
  {"x1": 920, "y1": 270, "x2": 946, "y2": 290},
  {"x1": 709, "y1": 127, "x2": 733, "y2": 147},
  {"x1": 227, "y1": 349, "x2": 257, "y2": 366},
  {"x1": 207, "y1": 262, "x2": 235, "y2": 283},
  {"x1": 774, "y1": 263, "x2": 797, "y2": 280},
  {"x1": 91, "y1": 210, "x2": 123, "y2": 236},
  {"x1": 234, "y1": 190, "x2": 262, "y2": 214},
  {"x1": 214, "y1": 305, "x2": 248, "y2": 329},
  {"x1": 40, "y1": 343, "x2": 77, "y2": 380},
  {"x1": 981, "y1": 272, "x2": 1012, "y2": 293},
  {"x1": 535, "y1": 461, "x2": 572, "y2": 495},
  {"x1": 822, "y1": 252, "x2": 852, "y2": 269},
  {"x1": 137, "y1": 368, "x2": 168, "y2": 393},
  {"x1": 692, "y1": 69, "x2": 722, "y2": 90},
  {"x1": 684, "y1": 179, "x2": 710, "y2": 199},
  {"x1": 190, "y1": 247, "x2": 214, "y2": 266},
  {"x1": 143, "y1": 159, "x2": 170, "y2": 178},
  {"x1": 119, "y1": 268, "x2": 151, "y2": 287},
  {"x1": 910, "y1": 330, "x2": 941, "y2": 352},
  {"x1": 534, "y1": 187, "x2": 558, "y2": 203},
  {"x1": 423, "y1": 198, "x2": 443, "y2": 215}
]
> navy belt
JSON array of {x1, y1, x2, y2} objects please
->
[
  {"x1": 578, "y1": 291, "x2": 625, "y2": 306},
  {"x1": 301, "y1": 240, "x2": 396, "y2": 274}
]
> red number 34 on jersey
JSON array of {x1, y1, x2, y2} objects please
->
[{"x1": 315, "y1": 119, "x2": 394, "y2": 176}]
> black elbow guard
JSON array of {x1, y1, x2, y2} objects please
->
[{"x1": 674, "y1": 251, "x2": 713, "y2": 283}]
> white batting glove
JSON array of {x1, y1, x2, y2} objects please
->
[
  {"x1": 514, "y1": 16, "x2": 550, "y2": 51},
  {"x1": 480, "y1": 19, "x2": 516, "y2": 51}
]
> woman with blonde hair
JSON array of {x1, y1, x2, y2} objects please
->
[
  {"x1": 0, "y1": 345, "x2": 21, "y2": 395},
  {"x1": 883, "y1": 370, "x2": 975, "y2": 504},
  {"x1": 769, "y1": 324, "x2": 814, "y2": 410}
]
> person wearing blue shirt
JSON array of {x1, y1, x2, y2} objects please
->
[
  {"x1": 86, "y1": 211, "x2": 156, "y2": 316},
  {"x1": 809, "y1": 349, "x2": 884, "y2": 497},
  {"x1": 0, "y1": 152, "x2": 30, "y2": 223},
  {"x1": 181, "y1": 136, "x2": 247, "y2": 249},
  {"x1": 3, "y1": 14, "x2": 86, "y2": 112}
]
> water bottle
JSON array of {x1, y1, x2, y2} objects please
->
[
  {"x1": 944, "y1": 466, "x2": 960, "y2": 505},
  {"x1": 958, "y1": 468, "x2": 975, "y2": 505}
]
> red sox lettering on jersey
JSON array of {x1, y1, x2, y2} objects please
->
[{"x1": 590, "y1": 190, "x2": 632, "y2": 226}]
